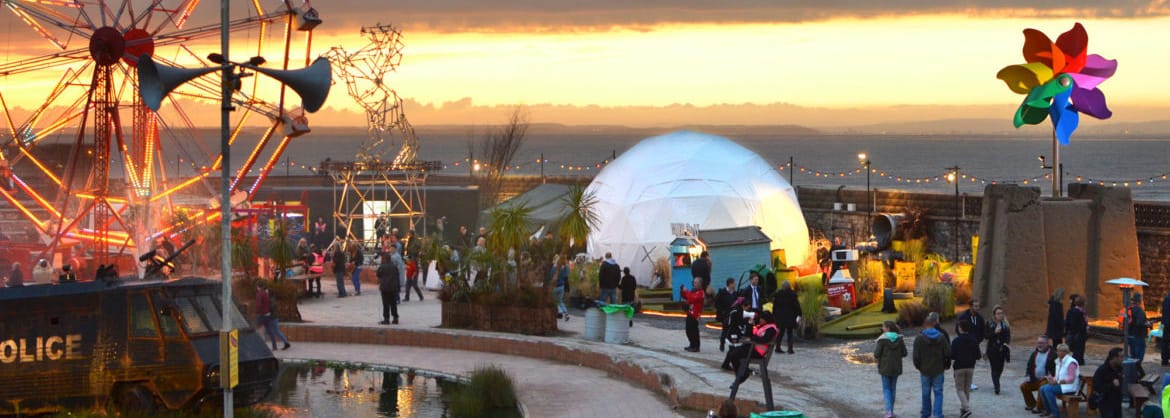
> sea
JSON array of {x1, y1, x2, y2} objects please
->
[{"x1": 154, "y1": 127, "x2": 1170, "y2": 202}]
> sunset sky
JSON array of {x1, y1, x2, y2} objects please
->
[{"x1": 1, "y1": 1, "x2": 1170, "y2": 128}]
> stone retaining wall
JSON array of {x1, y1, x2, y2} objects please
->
[{"x1": 281, "y1": 324, "x2": 767, "y2": 414}]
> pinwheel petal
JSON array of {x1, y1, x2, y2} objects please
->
[
  {"x1": 1054, "y1": 23, "x2": 1088, "y2": 73},
  {"x1": 1022, "y1": 28, "x2": 1055, "y2": 67},
  {"x1": 1068, "y1": 54, "x2": 1118, "y2": 90},
  {"x1": 1071, "y1": 87, "x2": 1113, "y2": 120},
  {"x1": 1014, "y1": 101, "x2": 1050, "y2": 128},
  {"x1": 997, "y1": 62, "x2": 1055, "y2": 95},
  {"x1": 1050, "y1": 88, "x2": 1079, "y2": 145}
]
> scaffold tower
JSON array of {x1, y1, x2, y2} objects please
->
[{"x1": 322, "y1": 24, "x2": 439, "y2": 243}]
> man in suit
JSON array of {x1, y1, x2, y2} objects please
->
[{"x1": 739, "y1": 271, "x2": 763, "y2": 312}]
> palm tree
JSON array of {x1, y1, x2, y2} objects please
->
[
  {"x1": 558, "y1": 184, "x2": 599, "y2": 255},
  {"x1": 486, "y1": 203, "x2": 533, "y2": 257}
]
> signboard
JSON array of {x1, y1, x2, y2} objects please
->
[
  {"x1": 895, "y1": 261, "x2": 917, "y2": 291},
  {"x1": 219, "y1": 329, "x2": 238, "y2": 389}
]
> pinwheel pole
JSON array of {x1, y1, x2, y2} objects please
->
[{"x1": 1051, "y1": 130, "x2": 1060, "y2": 197}]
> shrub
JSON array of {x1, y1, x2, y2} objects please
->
[
  {"x1": 898, "y1": 301, "x2": 929, "y2": 327},
  {"x1": 923, "y1": 283, "x2": 956, "y2": 320},
  {"x1": 796, "y1": 277, "x2": 826, "y2": 339},
  {"x1": 901, "y1": 238, "x2": 927, "y2": 263},
  {"x1": 855, "y1": 259, "x2": 888, "y2": 306},
  {"x1": 450, "y1": 365, "x2": 517, "y2": 417}
]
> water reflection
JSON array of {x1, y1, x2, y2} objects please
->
[{"x1": 261, "y1": 362, "x2": 491, "y2": 417}]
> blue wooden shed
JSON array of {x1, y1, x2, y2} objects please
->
[{"x1": 697, "y1": 226, "x2": 773, "y2": 290}]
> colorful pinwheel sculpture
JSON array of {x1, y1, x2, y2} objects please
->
[{"x1": 996, "y1": 23, "x2": 1118, "y2": 145}]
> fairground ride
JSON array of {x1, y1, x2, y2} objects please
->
[
  {"x1": 321, "y1": 23, "x2": 440, "y2": 245},
  {"x1": 0, "y1": 0, "x2": 324, "y2": 274}
]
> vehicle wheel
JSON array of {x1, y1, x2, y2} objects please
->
[{"x1": 117, "y1": 384, "x2": 156, "y2": 415}]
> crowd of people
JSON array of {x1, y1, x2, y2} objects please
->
[{"x1": 862, "y1": 295, "x2": 1134, "y2": 418}]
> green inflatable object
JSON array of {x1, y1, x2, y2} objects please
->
[{"x1": 599, "y1": 304, "x2": 635, "y2": 319}]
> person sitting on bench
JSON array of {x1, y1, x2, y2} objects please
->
[{"x1": 733, "y1": 309, "x2": 778, "y2": 386}]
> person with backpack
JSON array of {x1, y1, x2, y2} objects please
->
[
  {"x1": 914, "y1": 312, "x2": 951, "y2": 418},
  {"x1": 875, "y1": 320, "x2": 907, "y2": 418}
]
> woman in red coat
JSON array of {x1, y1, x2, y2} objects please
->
[{"x1": 682, "y1": 276, "x2": 705, "y2": 352}]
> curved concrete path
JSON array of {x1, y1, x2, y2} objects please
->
[{"x1": 278, "y1": 286, "x2": 833, "y2": 417}]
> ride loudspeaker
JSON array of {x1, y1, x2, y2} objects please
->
[
  {"x1": 241, "y1": 57, "x2": 332, "y2": 113},
  {"x1": 136, "y1": 54, "x2": 217, "y2": 111}
]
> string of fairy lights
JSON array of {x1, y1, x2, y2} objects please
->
[{"x1": 162, "y1": 154, "x2": 1170, "y2": 189}]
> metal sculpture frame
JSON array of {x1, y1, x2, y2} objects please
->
[{"x1": 321, "y1": 23, "x2": 438, "y2": 243}]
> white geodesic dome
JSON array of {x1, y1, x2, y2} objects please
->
[{"x1": 586, "y1": 131, "x2": 810, "y2": 286}]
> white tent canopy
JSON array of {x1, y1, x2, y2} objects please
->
[{"x1": 586, "y1": 131, "x2": 810, "y2": 286}]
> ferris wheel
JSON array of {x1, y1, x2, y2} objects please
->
[{"x1": 0, "y1": 0, "x2": 323, "y2": 267}]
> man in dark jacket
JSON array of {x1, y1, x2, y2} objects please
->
[
  {"x1": 598, "y1": 252, "x2": 621, "y2": 304},
  {"x1": 914, "y1": 312, "x2": 951, "y2": 418},
  {"x1": 1065, "y1": 294, "x2": 1089, "y2": 366},
  {"x1": 1020, "y1": 335, "x2": 1058, "y2": 413},
  {"x1": 1162, "y1": 292, "x2": 1170, "y2": 366},
  {"x1": 619, "y1": 267, "x2": 637, "y2": 305},
  {"x1": 954, "y1": 298, "x2": 985, "y2": 392},
  {"x1": 1047, "y1": 288, "x2": 1066, "y2": 346},
  {"x1": 720, "y1": 297, "x2": 750, "y2": 371},
  {"x1": 714, "y1": 278, "x2": 737, "y2": 325},
  {"x1": 772, "y1": 280, "x2": 801, "y2": 354},
  {"x1": 955, "y1": 298, "x2": 986, "y2": 346},
  {"x1": 951, "y1": 321, "x2": 980, "y2": 418},
  {"x1": 1127, "y1": 293, "x2": 1148, "y2": 364},
  {"x1": 691, "y1": 251, "x2": 712, "y2": 290},
  {"x1": 1092, "y1": 347, "x2": 1124, "y2": 418},
  {"x1": 377, "y1": 255, "x2": 401, "y2": 325},
  {"x1": 331, "y1": 244, "x2": 348, "y2": 297}
]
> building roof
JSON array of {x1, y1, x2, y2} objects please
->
[
  {"x1": 481, "y1": 183, "x2": 572, "y2": 228},
  {"x1": 697, "y1": 226, "x2": 771, "y2": 248}
]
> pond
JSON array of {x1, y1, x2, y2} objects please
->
[{"x1": 261, "y1": 361, "x2": 523, "y2": 418}]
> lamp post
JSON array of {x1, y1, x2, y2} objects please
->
[
  {"x1": 858, "y1": 153, "x2": 871, "y2": 221},
  {"x1": 946, "y1": 165, "x2": 961, "y2": 262},
  {"x1": 1106, "y1": 277, "x2": 1148, "y2": 405},
  {"x1": 137, "y1": 14, "x2": 329, "y2": 414}
]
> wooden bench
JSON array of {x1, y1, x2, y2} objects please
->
[
  {"x1": 286, "y1": 273, "x2": 323, "y2": 298},
  {"x1": 1058, "y1": 372, "x2": 1096, "y2": 418},
  {"x1": 728, "y1": 338, "x2": 777, "y2": 410},
  {"x1": 1129, "y1": 384, "x2": 1150, "y2": 418}
]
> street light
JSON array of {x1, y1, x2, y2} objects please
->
[
  {"x1": 858, "y1": 152, "x2": 871, "y2": 221},
  {"x1": 137, "y1": 6, "x2": 330, "y2": 413},
  {"x1": 946, "y1": 165, "x2": 961, "y2": 262}
]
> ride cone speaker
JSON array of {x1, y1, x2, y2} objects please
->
[
  {"x1": 138, "y1": 55, "x2": 332, "y2": 113},
  {"x1": 242, "y1": 57, "x2": 332, "y2": 113},
  {"x1": 137, "y1": 54, "x2": 217, "y2": 111}
]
